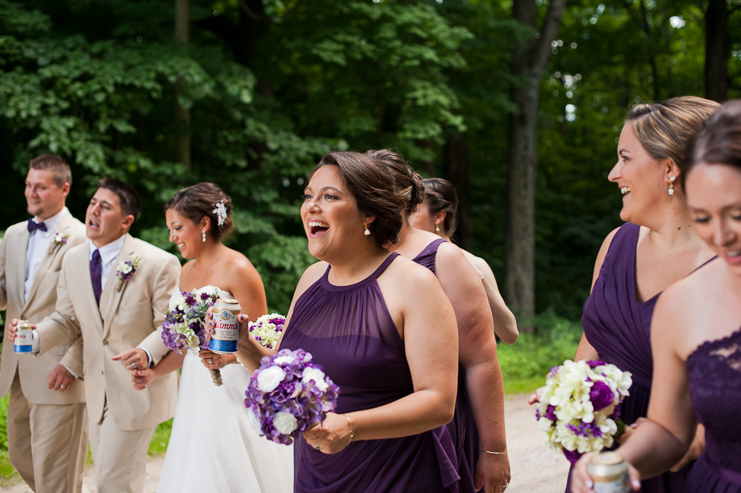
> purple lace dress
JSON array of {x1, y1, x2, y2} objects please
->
[
  {"x1": 580, "y1": 222, "x2": 690, "y2": 492},
  {"x1": 280, "y1": 253, "x2": 459, "y2": 493},
  {"x1": 413, "y1": 238, "x2": 481, "y2": 493},
  {"x1": 685, "y1": 328, "x2": 741, "y2": 492}
]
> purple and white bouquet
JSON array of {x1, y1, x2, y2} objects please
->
[
  {"x1": 536, "y1": 360, "x2": 632, "y2": 464},
  {"x1": 248, "y1": 314, "x2": 285, "y2": 349},
  {"x1": 245, "y1": 348, "x2": 339, "y2": 445},
  {"x1": 161, "y1": 287, "x2": 220, "y2": 354}
]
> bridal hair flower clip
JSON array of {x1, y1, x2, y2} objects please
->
[
  {"x1": 213, "y1": 200, "x2": 227, "y2": 226},
  {"x1": 115, "y1": 255, "x2": 141, "y2": 291},
  {"x1": 48, "y1": 232, "x2": 69, "y2": 255}
]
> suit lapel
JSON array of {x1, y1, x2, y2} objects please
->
[
  {"x1": 101, "y1": 234, "x2": 134, "y2": 338},
  {"x1": 15, "y1": 227, "x2": 30, "y2": 305},
  {"x1": 22, "y1": 211, "x2": 70, "y2": 311}
]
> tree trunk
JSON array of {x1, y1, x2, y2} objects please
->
[
  {"x1": 443, "y1": 132, "x2": 471, "y2": 250},
  {"x1": 175, "y1": 0, "x2": 191, "y2": 168},
  {"x1": 705, "y1": 0, "x2": 729, "y2": 102},
  {"x1": 504, "y1": 0, "x2": 566, "y2": 329}
]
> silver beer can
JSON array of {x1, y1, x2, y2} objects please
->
[
  {"x1": 209, "y1": 298, "x2": 242, "y2": 354},
  {"x1": 588, "y1": 452, "x2": 631, "y2": 493},
  {"x1": 14, "y1": 319, "x2": 33, "y2": 353}
]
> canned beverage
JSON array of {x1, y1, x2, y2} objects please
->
[
  {"x1": 209, "y1": 298, "x2": 242, "y2": 354},
  {"x1": 14, "y1": 319, "x2": 33, "y2": 353},
  {"x1": 588, "y1": 452, "x2": 631, "y2": 493}
]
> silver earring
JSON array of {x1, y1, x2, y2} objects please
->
[
  {"x1": 202, "y1": 230, "x2": 207, "y2": 242},
  {"x1": 364, "y1": 225, "x2": 371, "y2": 236},
  {"x1": 668, "y1": 176, "x2": 676, "y2": 196},
  {"x1": 435, "y1": 223, "x2": 440, "y2": 232}
]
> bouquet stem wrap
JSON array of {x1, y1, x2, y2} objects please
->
[{"x1": 210, "y1": 368, "x2": 223, "y2": 386}]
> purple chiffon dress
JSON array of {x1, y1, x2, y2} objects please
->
[
  {"x1": 684, "y1": 327, "x2": 741, "y2": 492},
  {"x1": 280, "y1": 252, "x2": 459, "y2": 493},
  {"x1": 579, "y1": 222, "x2": 691, "y2": 492},
  {"x1": 413, "y1": 238, "x2": 482, "y2": 493}
]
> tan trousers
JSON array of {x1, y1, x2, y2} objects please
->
[
  {"x1": 7, "y1": 374, "x2": 88, "y2": 493},
  {"x1": 88, "y1": 401, "x2": 157, "y2": 493}
]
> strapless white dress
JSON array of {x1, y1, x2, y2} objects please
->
[{"x1": 157, "y1": 286, "x2": 294, "y2": 493}]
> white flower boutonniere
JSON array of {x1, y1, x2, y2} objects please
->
[
  {"x1": 48, "y1": 232, "x2": 70, "y2": 255},
  {"x1": 115, "y1": 255, "x2": 141, "y2": 291}
]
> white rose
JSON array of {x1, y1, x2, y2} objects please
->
[
  {"x1": 256, "y1": 366, "x2": 286, "y2": 392},
  {"x1": 302, "y1": 367, "x2": 328, "y2": 392},
  {"x1": 273, "y1": 411, "x2": 298, "y2": 435},
  {"x1": 247, "y1": 407, "x2": 264, "y2": 436},
  {"x1": 273, "y1": 355, "x2": 295, "y2": 366},
  {"x1": 122, "y1": 264, "x2": 132, "y2": 274}
]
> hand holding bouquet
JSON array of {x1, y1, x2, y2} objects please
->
[
  {"x1": 536, "y1": 360, "x2": 632, "y2": 464},
  {"x1": 161, "y1": 287, "x2": 223, "y2": 385},
  {"x1": 245, "y1": 348, "x2": 339, "y2": 445},
  {"x1": 248, "y1": 313, "x2": 285, "y2": 349}
]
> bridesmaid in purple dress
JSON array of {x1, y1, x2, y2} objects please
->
[
  {"x1": 366, "y1": 150, "x2": 511, "y2": 493},
  {"x1": 571, "y1": 100, "x2": 741, "y2": 493},
  {"x1": 559, "y1": 96, "x2": 719, "y2": 492},
  {"x1": 226, "y1": 152, "x2": 460, "y2": 492}
]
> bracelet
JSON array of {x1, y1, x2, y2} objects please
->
[
  {"x1": 344, "y1": 414, "x2": 354, "y2": 443},
  {"x1": 483, "y1": 449, "x2": 507, "y2": 455}
]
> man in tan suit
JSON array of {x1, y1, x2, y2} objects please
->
[
  {"x1": 10, "y1": 178, "x2": 180, "y2": 493},
  {"x1": 0, "y1": 155, "x2": 88, "y2": 493}
]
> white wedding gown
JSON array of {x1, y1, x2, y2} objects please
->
[{"x1": 157, "y1": 287, "x2": 294, "y2": 493}]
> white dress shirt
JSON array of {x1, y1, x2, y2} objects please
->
[{"x1": 25, "y1": 207, "x2": 67, "y2": 301}]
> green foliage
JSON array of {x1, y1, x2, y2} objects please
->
[{"x1": 148, "y1": 419, "x2": 173, "y2": 457}]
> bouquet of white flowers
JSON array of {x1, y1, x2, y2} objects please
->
[
  {"x1": 536, "y1": 360, "x2": 632, "y2": 464},
  {"x1": 248, "y1": 314, "x2": 285, "y2": 349}
]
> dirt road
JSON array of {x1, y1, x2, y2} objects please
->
[{"x1": 1, "y1": 393, "x2": 569, "y2": 493}]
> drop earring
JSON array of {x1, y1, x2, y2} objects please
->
[
  {"x1": 364, "y1": 224, "x2": 371, "y2": 236},
  {"x1": 668, "y1": 175, "x2": 676, "y2": 196},
  {"x1": 202, "y1": 230, "x2": 207, "y2": 242},
  {"x1": 435, "y1": 221, "x2": 440, "y2": 233}
]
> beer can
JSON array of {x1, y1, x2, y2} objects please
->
[
  {"x1": 209, "y1": 298, "x2": 242, "y2": 354},
  {"x1": 14, "y1": 319, "x2": 33, "y2": 353},
  {"x1": 588, "y1": 452, "x2": 631, "y2": 493}
]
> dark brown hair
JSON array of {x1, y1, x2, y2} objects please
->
[
  {"x1": 625, "y1": 96, "x2": 720, "y2": 173},
  {"x1": 312, "y1": 152, "x2": 404, "y2": 247},
  {"x1": 422, "y1": 178, "x2": 458, "y2": 236},
  {"x1": 97, "y1": 178, "x2": 141, "y2": 222},
  {"x1": 29, "y1": 155, "x2": 72, "y2": 188},
  {"x1": 165, "y1": 182, "x2": 234, "y2": 241},
  {"x1": 684, "y1": 100, "x2": 741, "y2": 186},
  {"x1": 364, "y1": 149, "x2": 424, "y2": 217}
]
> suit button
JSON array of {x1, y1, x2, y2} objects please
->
[
  {"x1": 101, "y1": 371, "x2": 104, "y2": 375},
  {"x1": 102, "y1": 340, "x2": 108, "y2": 345}
]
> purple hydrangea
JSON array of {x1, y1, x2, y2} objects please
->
[{"x1": 245, "y1": 348, "x2": 340, "y2": 445}]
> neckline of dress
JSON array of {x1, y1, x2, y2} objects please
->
[
  {"x1": 686, "y1": 325, "x2": 741, "y2": 364},
  {"x1": 321, "y1": 253, "x2": 398, "y2": 292}
]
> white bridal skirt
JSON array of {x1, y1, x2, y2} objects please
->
[{"x1": 157, "y1": 352, "x2": 294, "y2": 493}]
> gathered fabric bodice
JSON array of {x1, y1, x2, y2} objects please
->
[
  {"x1": 687, "y1": 328, "x2": 741, "y2": 480},
  {"x1": 280, "y1": 253, "x2": 459, "y2": 492}
]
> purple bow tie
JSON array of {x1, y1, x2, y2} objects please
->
[{"x1": 27, "y1": 219, "x2": 48, "y2": 234}]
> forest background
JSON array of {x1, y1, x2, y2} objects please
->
[{"x1": 1, "y1": 0, "x2": 740, "y2": 477}]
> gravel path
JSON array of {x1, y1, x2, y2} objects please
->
[{"x1": 0, "y1": 393, "x2": 569, "y2": 492}]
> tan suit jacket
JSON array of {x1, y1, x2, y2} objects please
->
[
  {"x1": 0, "y1": 210, "x2": 87, "y2": 404},
  {"x1": 35, "y1": 234, "x2": 180, "y2": 431}
]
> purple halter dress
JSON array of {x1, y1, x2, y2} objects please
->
[
  {"x1": 413, "y1": 238, "x2": 482, "y2": 493},
  {"x1": 685, "y1": 327, "x2": 741, "y2": 492},
  {"x1": 280, "y1": 252, "x2": 459, "y2": 493},
  {"x1": 580, "y1": 222, "x2": 690, "y2": 492}
]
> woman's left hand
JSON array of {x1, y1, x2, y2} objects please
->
[
  {"x1": 475, "y1": 452, "x2": 511, "y2": 493},
  {"x1": 199, "y1": 349, "x2": 234, "y2": 370},
  {"x1": 303, "y1": 412, "x2": 353, "y2": 455}
]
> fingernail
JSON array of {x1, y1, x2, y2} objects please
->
[
  {"x1": 585, "y1": 479, "x2": 593, "y2": 488},
  {"x1": 632, "y1": 479, "x2": 641, "y2": 488}
]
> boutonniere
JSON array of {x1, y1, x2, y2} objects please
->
[
  {"x1": 115, "y1": 255, "x2": 141, "y2": 291},
  {"x1": 48, "y1": 232, "x2": 70, "y2": 255}
]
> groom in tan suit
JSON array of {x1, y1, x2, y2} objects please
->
[
  {"x1": 11, "y1": 178, "x2": 180, "y2": 493},
  {"x1": 0, "y1": 155, "x2": 88, "y2": 493}
]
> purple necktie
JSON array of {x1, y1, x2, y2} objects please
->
[
  {"x1": 90, "y1": 249, "x2": 102, "y2": 304},
  {"x1": 27, "y1": 218, "x2": 48, "y2": 233}
]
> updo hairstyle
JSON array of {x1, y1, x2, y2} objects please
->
[
  {"x1": 312, "y1": 152, "x2": 404, "y2": 248},
  {"x1": 422, "y1": 178, "x2": 458, "y2": 236},
  {"x1": 364, "y1": 149, "x2": 424, "y2": 217},
  {"x1": 165, "y1": 182, "x2": 233, "y2": 240},
  {"x1": 684, "y1": 100, "x2": 741, "y2": 185},
  {"x1": 625, "y1": 96, "x2": 720, "y2": 174}
]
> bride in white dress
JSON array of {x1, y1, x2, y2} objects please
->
[{"x1": 130, "y1": 183, "x2": 293, "y2": 493}]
